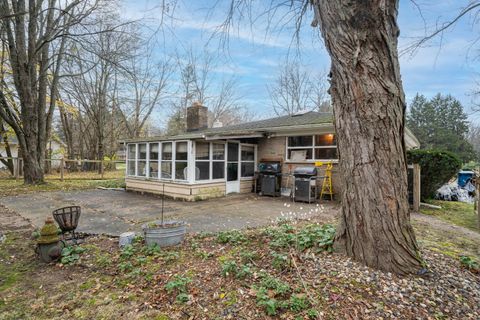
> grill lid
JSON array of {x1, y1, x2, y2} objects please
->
[
  {"x1": 258, "y1": 161, "x2": 282, "y2": 173},
  {"x1": 293, "y1": 166, "x2": 317, "y2": 176}
]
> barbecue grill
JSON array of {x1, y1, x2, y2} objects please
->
[
  {"x1": 293, "y1": 166, "x2": 317, "y2": 203},
  {"x1": 52, "y1": 206, "x2": 81, "y2": 242},
  {"x1": 258, "y1": 161, "x2": 282, "y2": 197}
]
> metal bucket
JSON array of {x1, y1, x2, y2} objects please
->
[{"x1": 142, "y1": 221, "x2": 186, "y2": 247}]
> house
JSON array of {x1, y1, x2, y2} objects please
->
[
  {"x1": 124, "y1": 103, "x2": 420, "y2": 201},
  {"x1": 0, "y1": 136, "x2": 65, "y2": 172}
]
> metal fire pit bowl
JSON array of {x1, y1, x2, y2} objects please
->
[{"x1": 52, "y1": 206, "x2": 81, "y2": 242}]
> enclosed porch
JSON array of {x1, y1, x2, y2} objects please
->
[{"x1": 125, "y1": 138, "x2": 258, "y2": 200}]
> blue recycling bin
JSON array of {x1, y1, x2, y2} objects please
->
[{"x1": 457, "y1": 170, "x2": 474, "y2": 188}]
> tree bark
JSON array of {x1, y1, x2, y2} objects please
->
[{"x1": 314, "y1": 0, "x2": 423, "y2": 274}]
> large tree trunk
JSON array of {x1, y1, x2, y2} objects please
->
[{"x1": 314, "y1": 0, "x2": 423, "y2": 274}]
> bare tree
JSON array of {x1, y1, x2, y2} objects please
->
[
  {"x1": 268, "y1": 61, "x2": 313, "y2": 115},
  {"x1": 167, "y1": 49, "x2": 250, "y2": 133},
  {"x1": 268, "y1": 61, "x2": 330, "y2": 115},
  {"x1": 61, "y1": 12, "x2": 133, "y2": 163},
  {"x1": 0, "y1": 0, "x2": 115, "y2": 184},
  {"x1": 117, "y1": 40, "x2": 173, "y2": 138}
]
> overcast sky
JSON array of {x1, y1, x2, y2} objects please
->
[{"x1": 121, "y1": 0, "x2": 480, "y2": 124}]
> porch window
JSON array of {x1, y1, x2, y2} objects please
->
[
  {"x1": 137, "y1": 143, "x2": 147, "y2": 177},
  {"x1": 287, "y1": 134, "x2": 337, "y2": 161},
  {"x1": 195, "y1": 142, "x2": 210, "y2": 180},
  {"x1": 149, "y1": 143, "x2": 159, "y2": 178},
  {"x1": 127, "y1": 144, "x2": 136, "y2": 176},
  {"x1": 175, "y1": 142, "x2": 188, "y2": 180},
  {"x1": 161, "y1": 142, "x2": 172, "y2": 179},
  {"x1": 212, "y1": 143, "x2": 225, "y2": 179},
  {"x1": 241, "y1": 145, "x2": 255, "y2": 177},
  {"x1": 195, "y1": 142, "x2": 225, "y2": 181}
]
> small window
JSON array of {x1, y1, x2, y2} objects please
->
[
  {"x1": 160, "y1": 142, "x2": 172, "y2": 179},
  {"x1": 315, "y1": 134, "x2": 336, "y2": 146},
  {"x1": 241, "y1": 162, "x2": 255, "y2": 177},
  {"x1": 241, "y1": 146, "x2": 254, "y2": 161},
  {"x1": 162, "y1": 142, "x2": 172, "y2": 160},
  {"x1": 149, "y1": 143, "x2": 159, "y2": 178},
  {"x1": 127, "y1": 144, "x2": 136, "y2": 176},
  {"x1": 196, "y1": 142, "x2": 210, "y2": 160},
  {"x1": 195, "y1": 142, "x2": 210, "y2": 181},
  {"x1": 137, "y1": 144, "x2": 147, "y2": 177},
  {"x1": 240, "y1": 145, "x2": 255, "y2": 178},
  {"x1": 212, "y1": 162, "x2": 225, "y2": 179},
  {"x1": 196, "y1": 162, "x2": 209, "y2": 180},
  {"x1": 288, "y1": 136, "x2": 313, "y2": 147},
  {"x1": 315, "y1": 148, "x2": 337, "y2": 159},
  {"x1": 175, "y1": 142, "x2": 188, "y2": 180},
  {"x1": 161, "y1": 162, "x2": 172, "y2": 179},
  {"x1": 213, "y1": 144, "x2": 225, "y2": 160},
  {"x1": 176, "y1": 142, "x2": 188, "y2": 161}
]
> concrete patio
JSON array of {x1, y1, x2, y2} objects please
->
[{"x1": 0, "y1": 190, "x2": 339, "y2": 236}]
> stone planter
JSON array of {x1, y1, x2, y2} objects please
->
[{"x1": 142, "y1": 221, "x2": 186, "y2": 247}]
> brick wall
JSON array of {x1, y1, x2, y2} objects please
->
[{"x1": 257, "y1": 136, "x2": 342, "y2": 199}]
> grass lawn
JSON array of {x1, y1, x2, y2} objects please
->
[
  {"x1": 0, "y1": 177, "x2": 125, "y2": 197},
  {"x1": 420, "y1": 200, "x2": 479, "y2": 231}
]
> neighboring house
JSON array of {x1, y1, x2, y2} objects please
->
[
  {"x1": 0, "y1": 136, "x2": 65, "y2": 171},
  {"x1": 124, "y1": 103, "x2": 420, "y2": 201}
]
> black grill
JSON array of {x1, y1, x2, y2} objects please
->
[
  {"x1": 293, "y1": 166, "x2": 317, "y2": 203},
  {"x1": 257, "y1": 161, "x2": 282, "y2": 197}
]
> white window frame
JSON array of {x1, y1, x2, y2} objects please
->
[
  {"x1": 148, "y1": 142, "x2": 160, "y2": 179},
  {"x1": 174, "y1": 140, "x2": 188, "y2": 181},
  {"x1": 240, "y1": 143, "x2": 256, "y2": 179},
  {"x1": 126, "y1": 143, "x2": 137, "y2": 177},
  {"x1": 137, "y1": 143, "x2": 148, "y2": 177},
  {"x1": 160, "y1": 141, "x2": 173, "y2": 180},
  {"x1": 194, "y1": 141, "x2": 227, "y2": 183},
  {"x1": 285, "y1": 134, "x2": 338, "y2": 162}
]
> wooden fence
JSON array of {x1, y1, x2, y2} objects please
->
[{"x1": 0, "y1": 157, "x2": 126, "y2": 181}]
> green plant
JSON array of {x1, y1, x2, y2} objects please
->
[
  {"x1": 118, "y1": 261, "x2": 133, "y2": 272},
  {"x1": 271, "y1": 252, "x2": 290, "y2": 270},
  {"x1": 264, "y1": 224, "x2": 295, "y2": 248},
  {"x1": 142, "y1": 243, "x2": 161, "y2": 256},
  {"x1": 239, "y1": 250, "x2": 259, "y2": 263},
  {"x1": 297, "y1": 224, "x2": 336, "y2": 252},
  {"x1": 161, "y1": 251, "x2": 179, "y2": 263},
  {"x1": 288, "y1": 294, "x2": 310, "y2": 312},
  {"x1": 60, "y1": 246, "x2": 86, "y2": 265},
  {"x1": 221, "y1": 260, "x2": 238, "y2": 277},
  {"x1": 407, "y1": 149, "x2": 462, "y2": 199},
  {"x1": 216, "y1": 230, "x2": 246, "y2": 244},
  {"x1": 256, "y1": 287, "x2": 280, "y2": 316},
  {"x1": 459, "y1": 255, "x2": 479, "y2": 272},
  {"x1": 165, "y1": 275, "x2": 192, "y2": 294},
  {"x1": 307, "y1": 308, "x2": 319, "y2": 319},
  {"x1": 120, "y1": 245, "x2": 136, "y2": 260},
  {"x1": 259, "y1": 274, "x2": 290, "y2": 296},
  {"x1": 176, "y1": 293, "x2": 190, "y2": 303}
]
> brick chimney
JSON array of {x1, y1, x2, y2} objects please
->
[{"x1": 187, "y1": 102, "x2": 208, "y2": 132}]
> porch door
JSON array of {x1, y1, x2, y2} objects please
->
[{"x1": 226, "y1": 142, "x2": 240, "y2": 194}]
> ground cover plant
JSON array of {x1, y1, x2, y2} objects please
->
[{"x1": 0, "y1": 204, "x2": 479, "y2": 320}]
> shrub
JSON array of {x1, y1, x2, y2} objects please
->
[{"x1": 407, "y1": 149, "x2": 462, "y2": 199}]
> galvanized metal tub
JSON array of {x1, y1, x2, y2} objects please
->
[{"x1": 142, "y1": 221, "x2": 186, "y2": 247}]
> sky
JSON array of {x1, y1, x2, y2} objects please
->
[{"x1": 120, "y1": 0, "x2": 480, "y2": 125}]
